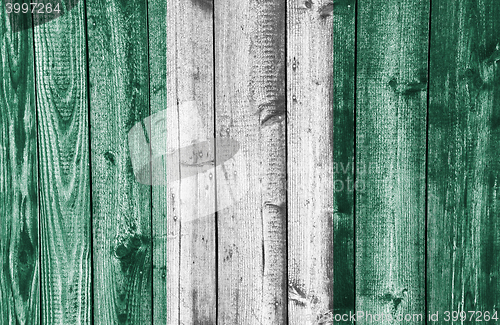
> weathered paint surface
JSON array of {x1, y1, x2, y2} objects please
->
[
  {"x1": 215, "y1": 0, "x2": 287, "y2": 323},
  {"x1": 287, "y1": 0, "x2": 337, "y2": 324},
  {"x1": 356, "y1": 0, "x2": 429, "y2": 324},
  {"x1": 0, "y1": 5, "x2": 39, "y2": 325},
  {"x1": 0, "y1": 0, "x2": 498, "y2": 324},
  {"x1": 86, "y1": 0, "x2": 152, "y2": 321},
  {"x1": 428, "y1": 0, "x2": 500, "y2": 320},
  {"x1": 33, "y1": 1, "x2": 92, "y2": 322}
]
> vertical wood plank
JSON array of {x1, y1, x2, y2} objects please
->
[
  {"x1": 86, "y1": 0, "x2": 152, "y2": 321},
  {"x1": 355, "y1": 0, "x2": 428, "y2": 323},
  {"x1": 148, "y1": 0, "x2": 180, "y2": 322},
  {"x1": 332, "y1": 0, "x2": 356, "y2": 321},
  {"x1": 428, "y1": 0, "x2": 500, "y2": 318},
  {"x1": 286, "y1": 0, "x2": 336, "y2": 323},
  {"x1": 215, "y1": 0, "x2": 287, "y2": 323},
  {"x1": 147, "y1": 0, "x2": 216, "y2": 322},
  {"x1": 0, "y1": 8, "x2": 39, "y2": 325},
  {"x1": 33, "y1": 0, "x2": 92, "y2": 323},
  {"x1": 174, "y1": 1, "x2": 216, "y2": 323}
]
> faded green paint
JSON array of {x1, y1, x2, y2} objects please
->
[
  {"x1": 33, "y1": 0, "x2": 92, "y2": 323},
  {"x1": 86, "y1": 0, "x2": 152, "y2": 321},
  {"x1": 356, "y1": 0, "x2": 428, "y2": 324},
  {"x1": 333, "y1": 0, "x2": 356, "y2": 320},
  {"x1": 428, "y1": 0, "x2": 500, "y2": 320},
  {"x1": 0, "y1": 0, "x2": 499, "y2": 324},
  {"x1": 0, "y1": 5, "x2": 39, "y2": 325}
]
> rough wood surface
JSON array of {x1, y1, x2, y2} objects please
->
[
  {"x1": 332, "y1": 0, "x2": 356, "y2": 320},
  {"x1": 356, "y1": 0, "x2": 428, "y2": 323},
  {"x1": 86, "y1": 0, "x2": 152, "y2": 321},
  {"x1": 148, "y1": 0, "x2": 216, "y2": 322},
  {"x1": 2, "y1": 1, "x2": 500, "y2": 323},
  {"x1": 428, "y1": 0, "x2": 500, "y2": 318},
  {"x1": 0, "y1": 7, "x2": 39, "y2": 325},
  {"x1": 33, "y1": 1, "x2": 92, "y2": 323},
  {"x1": 286, "y1": 0, "x2": 335, "y2": 324},
  {"x1": 147, "y1": 0, "x2": 179, "y2": 322},
  {"x1": 215, "y1": 0, "x2": 287, "y2": 323},
  {"x1": 173, "y1": 0, "x2": 217, "y2": 323}
]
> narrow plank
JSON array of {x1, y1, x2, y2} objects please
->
[
  {"x1": 215, "y1": 0, "x2": 287, "y2": 323},
  {"x1": 33, "y1": 0, "x2": 92, "y2": 323},
  {"x1": 147, "y1": 0, "x2": 180, "y2": 322},
  {"x1": 332, "y1": 0, "x2": 356, "y2": 321},
  {"x1": 148, "y1": 0, "x2": 216, "y2": 322},
  {"x1": 173, "y1": 0, "x2": 216, "y2": 323},
  {"x1": 176, "y1": 0, "x2": 217, "y2": 318},
  {"x1": 286, "y1": 0, "x2": 335, "y2": 323},
  {"x1": 86, "y1": 0, "x2": 152, "y2": 321},
  {"x1": 356, "y1": 0, "x2": 428, "y2": 323},
  {"x1": 0, "y1": 7, "x2": 39, "y2": 325},
  {"x1": 428, "y1": 0, "x2": 500, "y2": 319}
]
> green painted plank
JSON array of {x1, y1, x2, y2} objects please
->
[
  {"x1": 148, "y1": 0, "x2": 217, "y2": 322},
  {"x1": 332, "y1": 0, "x2": 356, "y2": 321},
  {"x1": 286, "y1": 1, "x2": 336, "y2": 323},
  {"x1": 356, "y1": 0, "x2": 428, "y2": 323},
  {"x1": 147, "y1": 0, "x2": 180, "y2": 321},
  {"x1": 0, "y1": 7, "x2": 39, "y2": 325},
  {"x1": 215, "y1": 0, "x2": 287, "y2": 323},
  {"x1": 428, "y1": 0, "x2": 500, "y2": 320},
  {"x1": 86, "y1": 0, "x2": 152, "y2": 321},
  {"x1": 33, "y1": 0, "x2": 91, "y2": 323}
]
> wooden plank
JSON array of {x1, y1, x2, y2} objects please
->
[
  {"x1": 428, "y1": 0, "x2": 500, "y2": 318},
  {"x1": 286, "y1": 0, "x2": 336, "y2": 323},
  {"x1": 33, "y1": 2, "x2": 92, "y2": 323},
  {"x1": 0, "y1": 8, "x2": 39, "y2": 325},
  {"x1": 147, "y1": 0, "x2": 216, "y2": 322},
  {"x1": 147, "y1": 0, "x2": 180, "y2": 322},
  {"x1": 171, "y1": 1, "x2": 216, "y2": 324},
  {"x1": 355, "y1": 0, "x2": 428, "y2": 323},
  {"x1": 215, "y1": 0, "x2": 287, "y2": 323},
  {"x1": 86, "y1": 0, "x2": 152, "y2": 322},
  {"x1": 332, "y1": 0, "x2": 356, "y2": 321}
]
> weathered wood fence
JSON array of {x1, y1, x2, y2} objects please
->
[{"x1": 1, "y1": 0, "x2": 499, "y2": 324}]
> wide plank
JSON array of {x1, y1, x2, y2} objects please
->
[
  {"x1": 428, "y1": 0, "x2": 500, "y2": 319},
  {"x1": 286, "y1": 0, "x2": 336, "y2": 323},
  {"x1": 215, "y1": 0, "x2": 288, "y2": 323},
  {"x1": 86, "y1": 0, "x2": 152, "y2": 322},
  {"x1": 0, "y1": 7, "x2": 39, "y2": 325},
  {"x1": 356, "y1": 0, "x2": 428, "y2": 323},
  {"x1": 147, "y1": 0, "x2": 216, "y2": 322},
  {"x1": 33, "y1": 1, "x2": 92, "y2": 323}
]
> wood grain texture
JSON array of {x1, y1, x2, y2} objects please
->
[
  {"x1": 147, "y1": 0, "x2": 180, "y2": 322},
  {"x1": 428, "y1": 0, "x2": 500, "y2": 319},
  {"x1": 286, "y1": 0, "x2": 335, "y2": 323},
  {"x1": 0, "y1": 8, "x2": 39, "y2": 325},
  {"x1": 33, "y1": 0, "x2": 92, "y2": 323},
  {"x1": 148, "y1": 0, "x2": 216, "y2": 322},
  {"x1": 86, "y1": 0, "x2": 152, "y2": 321},
  {"x1": 332, "y1": 0, "x2": 356, "y2": 321},
  {"x1": 215, "y1": 0, "x2": 287, "y2": 323},
  {"x1": 173, "y1": 0, "x2": 216, "y2": 323},
  {"x1": 356, "y1": 0, "x2": 428, "y2": 323},
  {"x1": 147, "y1": 0, "x2": 181, "y2": 322}
]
